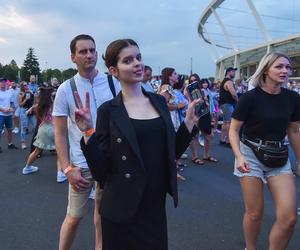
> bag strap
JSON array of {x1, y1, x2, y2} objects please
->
[
  {"x1": 107, "y1": 74, "x2": 116, "y2": 97},
  {"x1": 70, "y1": 77, "x2": 79, "y2": 108},
  {"x1": 70, "y1": 75, "x2": 116, "y2": 108},
  {"x1": 241, "y1": 137, "x2": 262, "y2": 152}
]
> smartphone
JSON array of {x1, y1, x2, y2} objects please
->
[
  {"x1": 26, "y1": 93, "x2": 31, "y2": 99},
  {"x1": 186, "y1": 81, "x2": 209, "y2": 117}
]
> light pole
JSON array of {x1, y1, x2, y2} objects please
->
[{"x1": 45, "y1": 61, "x2": 48, "y2": 83}]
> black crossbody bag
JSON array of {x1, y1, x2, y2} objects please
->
[{"x1": 241, "y1": 136, "x2": 288, "y2": 168}]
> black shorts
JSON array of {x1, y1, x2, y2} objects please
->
[{"x1": 198, "y1": 113, "x2": 211, "y2": 135}]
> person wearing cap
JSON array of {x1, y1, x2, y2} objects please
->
[
  {"x1": 0, "y1": 77, "x2": 18, "y2": 152},
  {"x1": 219, "y1": 67, "x2": 238, "y2": 146}
]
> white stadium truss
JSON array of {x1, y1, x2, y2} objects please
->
[{"x1": 198, "y1": 0, "x2": 300, "y2": 80}]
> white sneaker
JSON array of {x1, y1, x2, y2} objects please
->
[
  {"x1": 12, "y1": 127, "x2": 19, "y2": 134},
  {"x1": 180, "y1": 153, "x2": 188, "y2": 159},
  {"x1": 89, "y1": 187, "x2": 95, "y2": 200},
  {"x1": 57, "y1": 170, "x2": 67, "y2": 183},
  {"x1": 21, "y1": 142, "x2": 27, "y2": 150},
  {"x1": 22, "y1": 165, "x2": 39, "y2": 175},
  {"x1": 199, "y1": 136, "x2": 205, "y2": 147}
]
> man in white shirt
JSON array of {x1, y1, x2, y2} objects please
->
[
  {"x1": 53, "y1": 34, "x2": 120, "y2": 250},
  {"x1": 141, "y1": 65, "x2": 154, "y2": 92},
  {"x1": 28, "y1": 75, "x2": 39, "y2": 97},
  {"x1": 9, "y1": 82, "x2": 20, "y2": 134},
  {"x1": 0, "y1": 78, "x2": 18, "y2": 152}
]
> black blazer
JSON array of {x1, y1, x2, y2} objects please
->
[{"x1": 81, "y1": 90, "x2": 196, "y2": 223}]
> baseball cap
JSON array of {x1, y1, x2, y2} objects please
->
[
  {"x1": 225, "y1": 67, "x2": 237, "y2": 74},
  {"x1": 0, "y1": 77, "x2": 7, "y2": 82}
]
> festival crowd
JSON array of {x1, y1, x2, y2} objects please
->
[{"x1": 0, "y1": 34, "x2": 300, "y2": 250}]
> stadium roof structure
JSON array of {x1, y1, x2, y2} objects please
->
[{"x1": 197, "y1": 0, "x2": 300, "y2": 80}]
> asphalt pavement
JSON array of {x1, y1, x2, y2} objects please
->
[{"x1": 0, "y1": 131, "x2": 299, "y2": 250}]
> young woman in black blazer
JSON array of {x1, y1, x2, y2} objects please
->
[{"x1": 74, "y1": 39, "x2": 200, "y2": 250}]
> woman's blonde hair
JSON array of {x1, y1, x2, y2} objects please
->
[{"x1": 250, "y1": 52, "x2": 291, "y2": 88}]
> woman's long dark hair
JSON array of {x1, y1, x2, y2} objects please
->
[
  {"x1": 188, "y1": 73, "x2": 201, "y2": 84},
  {"x1": 199, "y1": 78, "x2": 210, "y2": 89},
  {"x1": 36, "y1": 87, "x2": 53, "y2": 122},
  {"x1": 161, "y1": 67, "x2": 175, "y2": 86}
]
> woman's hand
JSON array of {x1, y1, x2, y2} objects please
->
[
  {"x1": 177, "y1": 102, "x2": 186, "y2": 110},
  {"x1": 74, "y1": 91, "x2": 93, "y2": 132},
  {"x1": 184, "y1": 99, "x2": 201, "y2": 131},
  {"x1": 236, "y1": 155, "x2": 251, "y2": 173}
]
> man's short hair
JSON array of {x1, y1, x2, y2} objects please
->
[
  {"x1": 225, "y1": 67, "x2": 237, "y2": 75},
  {"x1": 144, "y1": 65, "x2": 152, "y2": 72},
  {"x1": 0, "y1": 77, "x2": 7, "y2": 82},
  {"x1": 70, "y1": 34, "x2": 96, "y2": 54}
]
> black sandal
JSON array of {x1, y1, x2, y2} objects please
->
[{"x1": 191, "y1": 158, "x2": 204, "y2": 165}]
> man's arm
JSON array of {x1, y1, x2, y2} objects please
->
[
  {"x1": 225, "y1": 80, "x2": 238, "y2": 101},
  {"x1": 54, "y1": 116, "x2": 89, "y2": 191},
  {"x1": 54, "y1": 116, "x2": 69, "y2": 170}
]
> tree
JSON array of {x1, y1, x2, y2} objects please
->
[
  {"x1": 3, "y1": 60, "x2": 18, "y2": 81},
  {"x1": 62, "y1": 68, "x2": 77, "y2": 81},
  {"x1": 208, "y1": 77, "x2": 215, "y2": 84},
  {"x1": 0, "y1": 62, "x2": 3, "y2": 76},
  {"x1": 21, "y1": 48, "x2": 41, "y2": 82}
]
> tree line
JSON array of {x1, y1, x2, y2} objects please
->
[{"x1": 0, "y1": 48, "x2": 77, "y2": 83}]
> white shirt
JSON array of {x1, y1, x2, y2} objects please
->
[
  {"x1": 52, "y1": 72, "x2": 121, "y2": 169},
  {"x1": 8, "y1": 87, "x2": 20, "y2": 109},
  {"x1": 141, "y1": 81, "x2": 154, "y2": 93},
  {"x1": 0, "y1": 89, "x2": 13, "y2": 116}
]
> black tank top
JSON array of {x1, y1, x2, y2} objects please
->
[
  {"x1": 21, "y1": 91, "x2": 34, "y2": 110},
  {"x1": 219, "y1": 77, "x2": 236, "y2": 106}
]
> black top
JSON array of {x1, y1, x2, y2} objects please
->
[
  {"x1": 219, "y1": 77, "x2": 237, "y2": 106},
  {"x1": 21, "y1": 91, "x2": 34, "y2": 110},
  {"x1": 130, "y1": 116, "x2": 168, "y2": 213},
  {"x1": 105, "y1": 116, "x2": 168, "y2": 250},
  {"x1": 232, "y1": 87, "x2": 300, "y2": 141}
]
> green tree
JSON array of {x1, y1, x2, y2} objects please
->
[
  {"x1": 21, "y1": 48, "x2": 41, "y2": 82},
  {"x1": 0, "y1": 62, "x2": 3, "y2": 76},
  {"x1": 62, "y1": 68, "x2": 77, "y2": 81},
  {"x1": 208, "y1": 77, "x2": 215, "y2": 84},
  {"x1": 1, "y1": 60, "x2": 19, "y2": 81}
]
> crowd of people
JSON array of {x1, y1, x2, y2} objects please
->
[{"x1": 0, "y1": 34, "x2": 300, "y2": 250}]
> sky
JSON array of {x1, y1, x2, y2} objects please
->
[{"x1": 0, "y1": 0, "x2": 299, "y2": 78}]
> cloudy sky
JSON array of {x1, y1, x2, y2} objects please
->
[{"x1": 0, "y1": 0, "x2": 299, "y2": 77}]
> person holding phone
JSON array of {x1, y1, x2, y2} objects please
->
[
  {"x1": 75, "y1": 38, "x2": 199, "y2": 250},
  {"x1": 19, "y1": 81, "x2": 36, "y2": 150},
  {"x1": 159, "y1": 67, "x2": 189, "y2": 179}
]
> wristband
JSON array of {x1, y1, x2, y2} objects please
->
[
  {"x1": 83, "y1": 128, "x2": 95, "y2": 137},
  {"x1": 63, "y1": 165, "x2": 73, "y2": 175}
]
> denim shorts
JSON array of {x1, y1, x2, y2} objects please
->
[
  {"x1": 0, "y1": 115, "x2": 13, "y2": 130},
  {"x1": 220, "y1": 104, "x2": 234, "y2": 121},
  {"x1": 233, "y1": 142, "x2": 292, "y2": 184}
]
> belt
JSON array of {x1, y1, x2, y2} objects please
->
[{"x1": 241, "y1": 136, "x2": 284, "y2": 147}]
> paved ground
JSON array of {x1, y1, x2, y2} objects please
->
[{"x1": 0, "y1": 131, "x2": 299, "y2": 250}]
